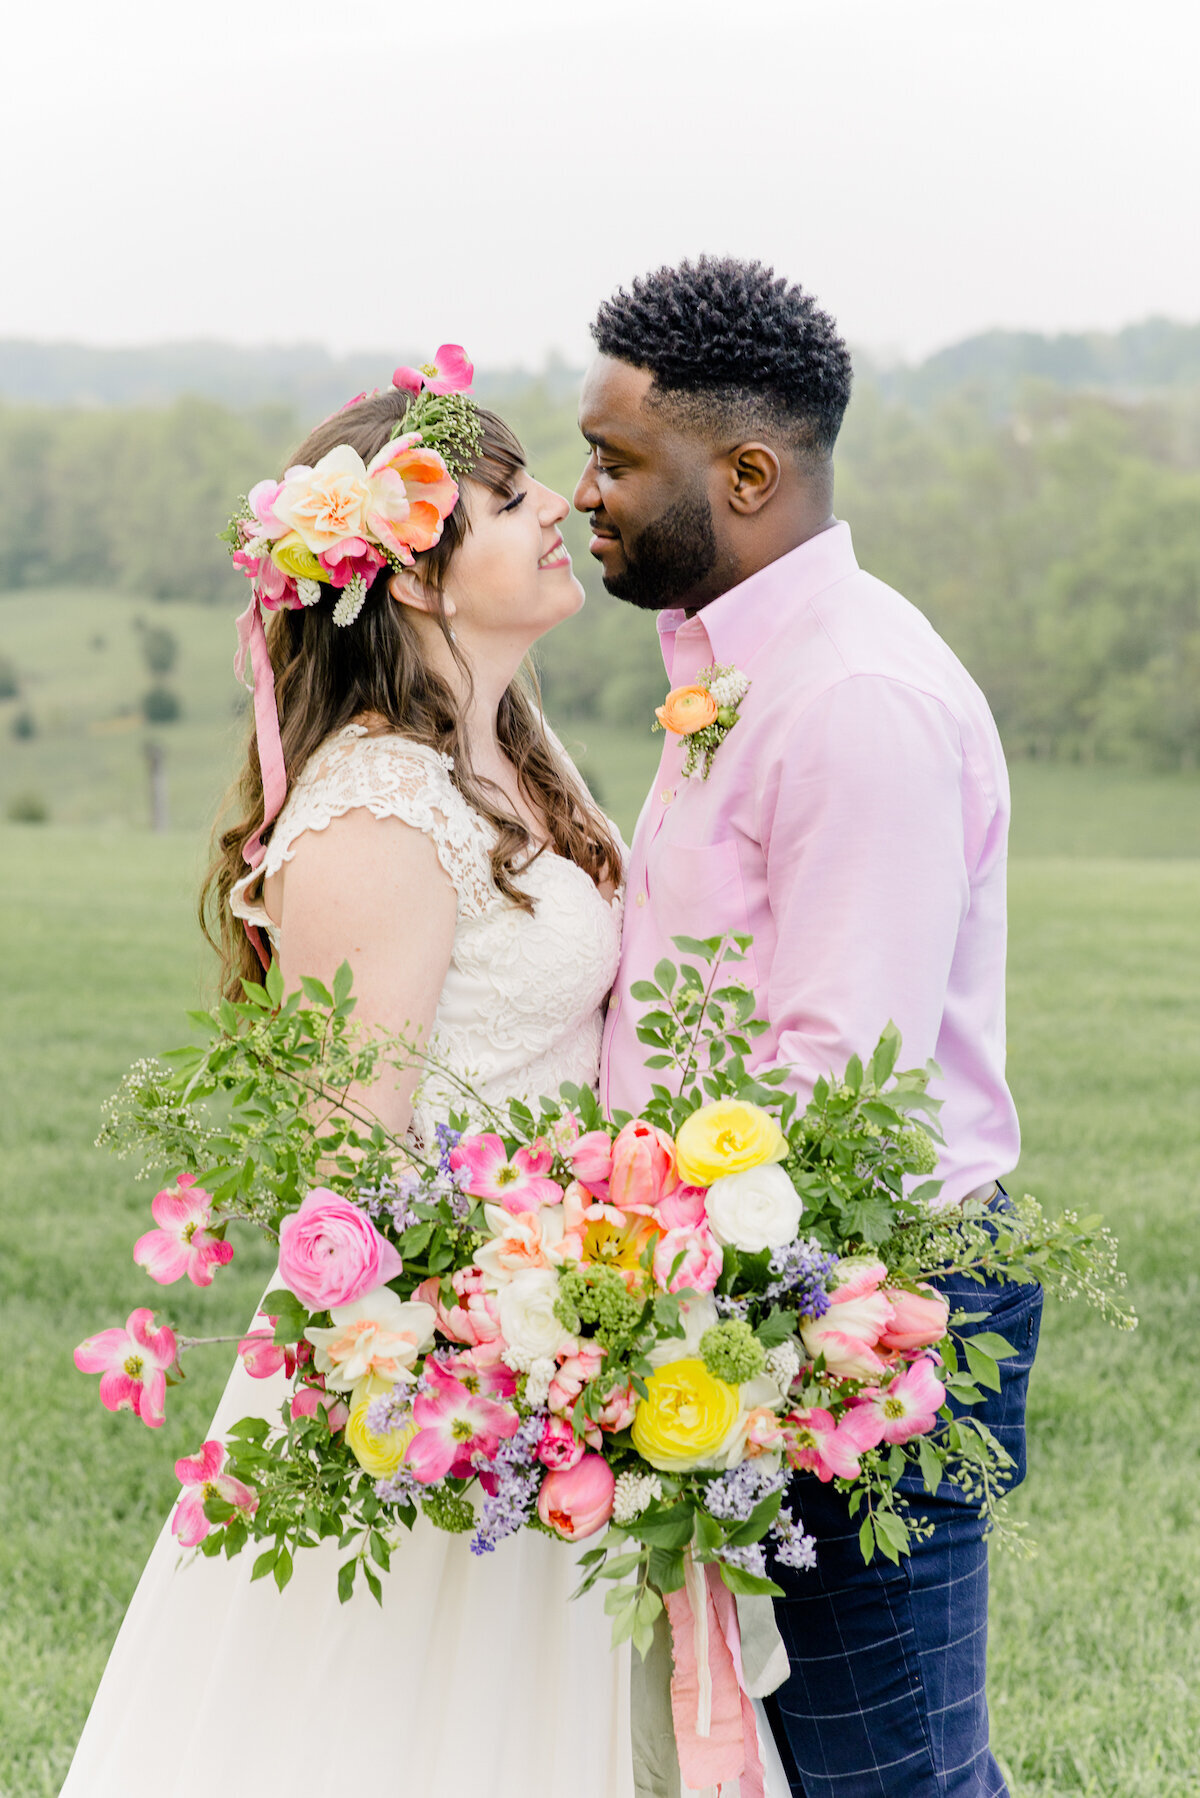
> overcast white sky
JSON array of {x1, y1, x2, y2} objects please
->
[{"x1": 3, "y1": 0, "x2": 1197, "y2": 367}]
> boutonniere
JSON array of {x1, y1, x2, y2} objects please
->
[{"x1": 653, "y1": 663, "x2": 750, "y2": 779}]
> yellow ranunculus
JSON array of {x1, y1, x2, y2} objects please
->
[
  {"x1": 345, "y1": 1388, "x2": 417, "y2": 1479},
  {"x1": 674, "y1": 1100, "x2": 787, "y2": 1187},
  {"x1": 630, "y1": 1357, "x2": 740, "y2": 1471},
  {"x1": 271, "y1": 532, "x2": 328, "y2": 584}
]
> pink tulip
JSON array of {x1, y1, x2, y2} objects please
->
[
  {"x1": 784, "y1": 1404, "x2": 884, "y2": 1482},
  {"x1": 277, "y1": 1188, "x2": 403, "y2": 1311},
  {"x1": 538, "y1": 1414, "x2": 587, "y2": 1472},
  {"x1": 450, "y1": 1133, "x2": 563, "y2": 1214},
  {"x1": 74, "y1": 1308, "x2": 179, "y2": 1428},
  {"x1": 406, "y1": 1360, "x2": 520, "y2": 1482},
  {"x1": 657, "y1": 1184, "x2": 708, "y2": 1230},
  {"x1": 416, "y1": 1268, "x2": 503, "y2": 1348},
  {"x1": 291, "y1": 1384, "x2": 350, "y2": 1431},
  {"x1": 391, "y1": 343, "x2": 474, "y2": 397},
  {"x1": 133, "y1": 1173, "x2": 234, "y2": 1288},
  {"x1": 567, "y1": 1129, "x2": 615, "y2": 1196},
  {"x1": 799, "y1": 1257, "x2": 896, "y2": 1380},
  {"x1": 877, "y1": 1287, "x2": 951, "y2": 1354},
  {"x1": 537, "y1": 1452, "x2": 615, "y2": 1540},
  {"x1": 608, "y1": 1120, "x2": 678, "y2": 1212},
  {"x1": 547, "y1": 1344, "x2": 607, "y2": 1416},
  {"x1": 856, "y1": 1357, "x2": 945, "y2": 1445},
  {"x1": 237, "y1": 1331, "x2": 286, "y2": 1379},
  {"x1": 594, "y1": 1379, "x2": 637, "y2": 1435},
  {"x1": 171, "y1": 1440, "x2": 258, "y2": 1547},
  {"x1": 653, "y1": 1224, "x2": 723, "y2": 1294}
]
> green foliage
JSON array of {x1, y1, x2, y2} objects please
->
[
  {"x1": 141, "y1": 683, "x2": 181, "y2": 724},
  {"x1": 699, "y1": 1318, "x2": 766, "y2": 1384}
]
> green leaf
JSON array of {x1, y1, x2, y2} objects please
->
[
  {"x1": 251, "y1": 1546, "x2": 278, "y2": 1582},
  {"x1": 265, "y1": 961, "x2": 284, "y2": 1005},
  {"x1": 754, "y1": 1306, "x2": 799, "y2": 1350},
  {"x1": 965, "y1": 1331, "x2": 1019, "y2": 1360},
  {"x1": 333, "y1": 960, "x2": 354, "y2": 1006},
  {"x1": 263, "y1": 1288, "x2": 310, "y2": 1344},
  {"x1": 716, "y1": 1563, "x2": 783, "y2": 1597},
  {"x1": 597, "y1": 1552, "x2": 647, "y2": 1580},
  {"x1": 648, "y1": 1546, "x2": 687, "y2": 1592},
  {"x1": 858, "y1": 1516, "x2": 876, "y2": 1564},
  {"x1": 631, "y1": 1502, "x2": 696, "y2": 1551},
  {"x1": 917, "y1": 1435, "x2": 943, "y2": 1495},
  {"x1": 630, "y1": 980, "x2": 662, "y2": 1002},
  {"x1": 300, "y1": 976, "x2": 334, "y2": 1007},
  {"x1": 653, "y1": 959, "x2": 678, "y2": 995},
  {"x1": 671, "y1": 935, "x2": 718, "y2": 959},
  {"x1": 337, "y1": 1558, "x2": 357, "y2": 1604},
  {"x1": 272, "y1": 1546, "x2": 293, "y2": 1591},
  {"x1": 962, "y1": 1342, "x2": 1002, "y2": 1392}
]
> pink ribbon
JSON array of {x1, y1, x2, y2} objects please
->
[
  {"x1": 234, "y1": 593, "x2": 289, "y2": 970},
  {"x1": 663, "y1": 1557, "x2": 765, "y2": 1797}
]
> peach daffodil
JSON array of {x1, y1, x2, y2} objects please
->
[
  {"x1": 271, "y1": 446, "x2": 373, "y2": 554},
  {"x1": 74, "y1": 1308, "x2": 179, "y2": 1428},
  {"x1": 305, "y1": 1289, "x2": 436, "y2": 1391},
  {"x1": 171, "y1": 1440, "x2": 258, "y2": 1548},
  {"x1": 473, "y1": 1202, "x2": 582, "y2": 1283},
  {"x1": 133, "y1": 1173, "x2": 233, "y2": 1288}
]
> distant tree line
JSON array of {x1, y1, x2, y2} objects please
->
[{"x1": 1, "y1": 360, "x2": 1198, "y2": 769}]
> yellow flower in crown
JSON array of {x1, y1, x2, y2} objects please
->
[
  {"x1": 270, "y1": 532, "x2": 327, "y2": 584},
  {"x1": 345, "y1": 1384, "x2": 418, "y2": 1479},
  {"x1": 630, "y1": 1357, "x2": 740, "y2": 1471},
  {"x1": 674, "y1": 1100, "x2": 787, "y2": 1187}
]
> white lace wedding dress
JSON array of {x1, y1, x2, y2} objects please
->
[{"x1": 61, "y1": 725, "x2": 635, "y2": 1797}]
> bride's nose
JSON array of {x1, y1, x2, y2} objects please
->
[{"x1": 536, "y1": 483, "x2": 570, "y2": 526}]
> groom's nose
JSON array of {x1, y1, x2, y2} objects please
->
[{"x1": 573, "y1": 460, "x2": 600, "y2": 514}]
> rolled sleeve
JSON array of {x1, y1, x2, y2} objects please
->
[{"x1": 760, "y1": 675, "x2": 969, "y2": 1098}]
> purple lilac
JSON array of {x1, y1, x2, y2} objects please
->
[
  {"x1": 703, "y1": 1459, "x2": 786, "y2": 1523},
  {"x1": 770, "y1": 1506, "x2": 818, "y2": 1571},
  {"x1": 470, "y1": 1412, "x2": 545, "y2": 1555},
  {"x1": 718, "y1": 1542, "x2": 768, "y2": 1578},
  {"x1": 375, "y1": 1465, "x2": 422, "y2": 1508},
  {"x1": 763, "y1": 1239, "x2": 839, "y2": 1320},
  {"x1": 364, "y1": 1387, "x2": 414, "y2": 1436}
]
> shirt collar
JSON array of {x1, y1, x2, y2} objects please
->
[{"x1": 656, "y1": 519, "x2": 858, "y2": 673}]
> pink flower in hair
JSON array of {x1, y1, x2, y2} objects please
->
[
  {"x1": 317, "y1": 537, "x2": 387, "y2": 589},
  {"x1": 365, "y1": 438, "x2": 458, "y2": 565},
  {"x1": 392, "y1": 344, "x2": 474, "y2": 397},
  {"x1": 247, "y1": 477, "x2": 287, "y2": 536},
  {"x1": 171, "y1": 1440, "x2": 258, "y2": 1547}
]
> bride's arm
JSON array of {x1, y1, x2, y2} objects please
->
[{"x1": 272, "y1": 807, "x2": 458, "y2": 1138}]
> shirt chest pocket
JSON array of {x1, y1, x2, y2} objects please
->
[{"x1": 648, "y1": 839, "x2": 758, "y2": 989}]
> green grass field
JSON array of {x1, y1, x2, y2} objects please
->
[{"x1": 2, "y1": 820, "x2": 1198, "y2": 1797}]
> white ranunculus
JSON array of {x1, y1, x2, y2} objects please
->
[
  {"x1": 646, "y1": 1293, "x2": 719, "y2": 1368},
  {"x1": 497, "y1": 1268, "x2": 577, "y2": 1364},
  {"x1": 703, "y1": 1163, "x2": 804, "y2": 1253}
]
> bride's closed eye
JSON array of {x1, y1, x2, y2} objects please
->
[{"x1": 500, "y1": 490, "x2": 527, "y2": 513}]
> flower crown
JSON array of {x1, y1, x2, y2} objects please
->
[{"x1": 221, "y1": 346, "x2": 482, "y2": 629}]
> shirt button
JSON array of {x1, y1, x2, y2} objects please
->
[
  {"x1": 660, "y1": 788, "x2": 674, "y2": 804},
  {"x1": 607, "y1": 994, "x2": 618, "y2": 1012},
  {"x1": 635, "y1": 892, "x2": 646, "y2": 907}
]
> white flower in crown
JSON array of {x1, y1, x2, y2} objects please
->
[
  {"x1": 332, "y1": 574, "x2": 369, "y2": 627},
  {"x1": 612, "y1": 1470, "x2": 663, "y2": 1524},
  {"x1": 296, "y1": 578, "x2": 322, "y2": 607}
]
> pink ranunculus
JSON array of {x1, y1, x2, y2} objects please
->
[
  {"x1": 171, "y1": 1440, "x2": 259, "y2": 1548},
  {"x1": 538, "y1": 1413, "x2": 587, "y2": 1472},
  {"x1": 74, "y1": 1308, "x2": 179, "y2": 1429},
  {"x1": 416, "y1": 1269, "x2": 504, "y2": 1349},
  {"x1": 657, "y1": 1184, "x2": 708, "y2": 1231},
  {"x1": 784, "y1": 1404, "x2": 885, "y2": 1483},
  {"x1": 237, "y1": 1331, "x2": 286, "y2": 1379},
  {"x1": 291, "y1": 1384, "x2": 350, "y2": 1431},
  {"x1": 547, "y1": 1343, "x2": 607, "y2": 1416},
  {"x1": 133, "y1": 1173, "x2": 234, "y2": 1288},
  {"x1": 537, "y1": 1452, "x2": 615, "y2": 1540},
  {"x1": 406, "y1": 1360, "x2": 520, "y2": 1482},
  {"x1": 450, "y1": 1133, "x2": 563, "y2": 1214},
  {"x1": 608, "y1": 1119, "x2": 678, "y2": 1213},
  {"x1": 567, "y1": 1129, "x2": 615, "y2": 1196},
  {"x1": 877, "y1": 1287, "x2": 951, "y2": 1354},
  {"x1": 857, "y1": 1356, "x2": 945, "y2": 1445},
  {"x1": 392, "y1": 344, "x2": 474, "y2": 397},
  {"x1": 317, "y1": 536, "x2": 387, "y2": 589},
  {"x1": 653, "y1": 1224, "x2": 723, "y2": 1294},
  {"x1": 799, "y1": 1257, "x2": 896, "y2": 1380},
  {"x1": 277, "y1": 1188, "x2": 403, "y2": 1311}
]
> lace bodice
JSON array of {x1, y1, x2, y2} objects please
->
[{"x1": 229, "y1": 725, "x2": 623, "y2": 1140}]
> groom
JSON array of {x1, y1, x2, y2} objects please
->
[{"x1": 579, "y1": 257, "x2": 1041, "y2": 1798}]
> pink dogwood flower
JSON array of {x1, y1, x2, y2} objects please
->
[
  {"x1": 857, "y1": 1357, "x2": 946, "y2": 1445},
  {"x1": 133, "y1": 1173, "x2": 233, "y2": 1288},
  {"x1": 392, "y1": 343, "x2": 474, "y2": 396},
  {"x1": 74, "y1": 1308, "x2": 179, "y2": 1429},
  {"x1": 443, "y1": 1347, "x2": 519, "y2": 1402},
  {"x1": 653, "y1": 1224, "x2": 723, "y2": 1294},
  {"x1": 406, "y1": 1359, "x2": 520, "y2": 1482},
  {"x1": 877, "y1": 1287, "x2": 951, "y2": 1354},
  {"x1": 784, "y1": 1404, "x2": 884, "y2": 1482},
  {"x1": 450, "y1": 1132, "x2": 563, "y2": 1213},
  {"x1": 537, "y1": 1452, "x2": 615, "y2": 1540},
  {"x1": 237, "y1": 1331, "x2": 286, "y2": 1379},
  {"x1": 171, "y1": 1440, "x2": 258, "y2": 1548}
]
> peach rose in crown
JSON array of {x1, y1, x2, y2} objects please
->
[{"x1": 656, "y1": 685, "x2": 719, "y2": 735}]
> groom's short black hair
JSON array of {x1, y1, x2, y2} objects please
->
[{"x1": 590, "y1": 255, "x2": 852, "y2": 462}]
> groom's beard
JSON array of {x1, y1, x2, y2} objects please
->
[{"x1": 599, "y1": 485, "x2": 719, "y2": 611}]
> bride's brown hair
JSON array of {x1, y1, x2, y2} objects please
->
[{"x1": 202, "y1": 387, "x2": 620, "y2": 1000}]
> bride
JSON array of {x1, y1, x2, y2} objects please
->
[{"x1": 61, "y1": 374, "x2": 642, "y2": 1795}]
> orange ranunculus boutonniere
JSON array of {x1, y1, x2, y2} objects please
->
[
  {"x1": 652, "y1": 663, "x2": 750, "y2": 780},
  {"x1": 655, "y1": 685, "x2": 718, "y2": 736}
]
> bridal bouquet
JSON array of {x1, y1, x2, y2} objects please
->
[{"x1": 82, "y1": 936, "x2": 1132, "y2": 1644}]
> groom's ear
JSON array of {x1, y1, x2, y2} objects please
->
[
  {"x1": 388, "y1": 568, "x2": 455, "y2": 620},
  {"x1": 724, "y1": 443, "x2": 782, "y2": 516}
]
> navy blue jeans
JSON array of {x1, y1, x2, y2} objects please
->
[{"x1": 763, "y1": 1238, "x2": 1043, "y2": 1797}]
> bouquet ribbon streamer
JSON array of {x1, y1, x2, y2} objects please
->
[
  {"x1": 234, "y1": 593, "x2": 289, "y2": 969},
  {"x1": 630, "y1": 1563, "x2": 789, "y2": 1797}
]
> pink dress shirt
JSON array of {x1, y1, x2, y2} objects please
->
[{"x1": 600, "y1": 521, "x2": 1020, "y2": 1205}]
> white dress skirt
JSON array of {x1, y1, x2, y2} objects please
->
[{"x1": 60, "y1": 728, "x2": 789, "y2": 1798}]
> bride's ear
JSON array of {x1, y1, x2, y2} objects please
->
[{"x1": 388, "y1": 568, "x2": 456, "y2": 620}]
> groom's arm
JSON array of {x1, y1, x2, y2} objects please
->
[{"x1": 759, "y1": 673, "x2": 972, "y2": 1098}]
